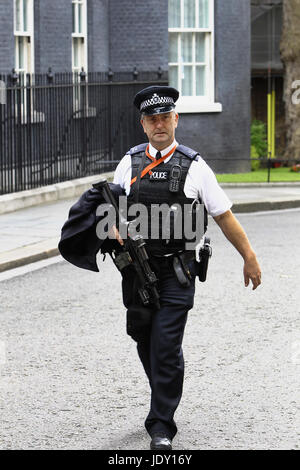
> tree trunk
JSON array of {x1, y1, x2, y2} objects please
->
[{"x1": 280, "y1": 0, "x2": 300, "y2": 160}]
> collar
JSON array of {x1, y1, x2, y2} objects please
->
[{"x1": 148, "y1": 140, "x2": 178, "y2": 163}]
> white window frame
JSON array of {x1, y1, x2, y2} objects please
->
[
  {"x1": 14, "y1": 0, "x2": 35, "y2": 76},
  {"x1": 168, "y1": 0, "x2": 222, "y2": 113},
  {"x1": 14, "y1": 0, "x2": 44, "y2": 123},
  {"x1": 72, "y1": 0, "x2": 91, "y2": 116},
  {"x1": 72, "y1": 0, "x2": 88, "y2": 75}
]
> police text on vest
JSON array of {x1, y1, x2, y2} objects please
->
[{"x1": 149, "y1": 171, "x2": 168, "y2": 180}]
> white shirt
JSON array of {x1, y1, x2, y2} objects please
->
[{"x1": 113, "y1": 139, "x2": 232, "y2": 217}]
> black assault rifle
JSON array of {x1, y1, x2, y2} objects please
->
[{"x1": 93, "y1": 179, "x2": 160, "y2": 310}]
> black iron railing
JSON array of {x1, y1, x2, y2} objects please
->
[{"x1": 0, "y1": 69, "x2": 168, "y2": 195}]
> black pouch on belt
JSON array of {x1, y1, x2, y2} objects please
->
[{"x1": 173, "y1": 252, "x2": 194, "y2": 287}]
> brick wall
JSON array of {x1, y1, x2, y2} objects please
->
[
  {"x1": 0, "y1": 0, "x2": 14, "y2": 74},
  {"x1": 0, "y1": 0, "x2": 252, "y2": 173},
  {"x1": 34, "y1": 0, "x2": 72, "y2": 73},
  {"x1": 88, "y1": 0, "x2": 109, "y2": 71},
  {"x1": 35, "y1": 0, "x2": 110, "y2": 73},
  {"x1": 109, "y1": 0, "x2": 168, "y2": 73}
]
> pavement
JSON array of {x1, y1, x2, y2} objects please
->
[{"x1": 0, "y1": 181, "x2": 300, "y2": 273}]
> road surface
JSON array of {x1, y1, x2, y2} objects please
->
[{"x1": 0, "y1": 209, "x2": 299, "y2": 449}]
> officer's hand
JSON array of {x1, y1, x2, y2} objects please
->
[
  {"x1": 108, "y1": 225, "x2": 124, "y2": 246},
  {"x1": 243, "y1": 255, "x2": 261, "y2": 290}
]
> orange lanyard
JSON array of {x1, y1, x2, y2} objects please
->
[{"x1": 130, "y1": 144, "x2": 177, "y2": 186}]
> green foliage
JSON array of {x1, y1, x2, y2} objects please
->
[
  {"x1": 250, "y1": 145, "x2": 260, "y2": 171},
  {"x1": 251, "y1": 120, "x2": 268, "y2": 157},
  {"x1": 251, "y1": 120, "x2": 268, "y2": 171}
]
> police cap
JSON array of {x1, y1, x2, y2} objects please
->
[{"x1": 134, "y1": 85, "x2": 179, "y2": 116}]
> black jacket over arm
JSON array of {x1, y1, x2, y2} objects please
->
[{"x1": 58, "y1": 183, "x2": 125, "y2": 272}]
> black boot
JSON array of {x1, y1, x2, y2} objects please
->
[{"x1": 150, "y1": 433, "x2": 172, "y2": 450}]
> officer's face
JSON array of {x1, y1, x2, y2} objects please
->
[{"x1": 140, "y1": 112, "x2": 179, "y2": 150}]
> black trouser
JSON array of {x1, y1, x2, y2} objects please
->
[{"x1": 122, "y1": 256, "x2": 196, "y2": 440}]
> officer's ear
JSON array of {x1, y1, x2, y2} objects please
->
[
  {"x1": 140, "y1": 117, "x2": 147, "y2": 134},
  {"x1": 174, "y1": 112, "x2": 179, "y2": 128}
]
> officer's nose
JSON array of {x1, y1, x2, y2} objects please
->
[{"x1": 155, "y1": 117, "x2": 164, "y2": 127}]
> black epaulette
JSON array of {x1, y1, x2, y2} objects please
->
[
  {"x1": 126, "y1": 143, "x2": 148, "y2": 156},
  {"x1": 176, "y1": 144, "x2": 199, "y2": 162}
]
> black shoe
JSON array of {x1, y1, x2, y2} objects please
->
[{"x1": 150, "y1": 433, "x2": 172, "y2": 450}]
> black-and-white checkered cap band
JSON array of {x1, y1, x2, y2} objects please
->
[{"x1": 140, "y1": 93, "x2": 174, "y2": 111}]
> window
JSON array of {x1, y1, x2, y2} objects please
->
[
  {"x1": 14, "y1": 0, "x2": 34, "y2": 76},
  {"x1": 168, "y1": 0, "x2": 221, "y2": 113},
  {"x1": 72, "y1": 0, "x2": 88, "y2": 114},
  {"x1": 14, "y1": 0, "x2": 43, "y2": 123},
  {"x1": 72, "y1": 0, "x2": 88, "y2": 75}
]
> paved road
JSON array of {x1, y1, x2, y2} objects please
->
[{"x1": 0, "y1": 209, "x2": 299, "y2": 450}]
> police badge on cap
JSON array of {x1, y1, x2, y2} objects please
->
[{"x1": 134, "y1": 86, "x2": 179, "y2": 116}]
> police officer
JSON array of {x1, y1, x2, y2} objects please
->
[{"x1": 113, "y1": 86, "x2": 261, "y2": 450}]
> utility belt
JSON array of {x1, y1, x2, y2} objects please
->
[{"x1": 152, "y1": 237, "x2": 212, "y2": 287}]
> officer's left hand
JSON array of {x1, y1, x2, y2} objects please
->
[{"x1": 243, "y1": 255, "x2": 261, "y2": 290}]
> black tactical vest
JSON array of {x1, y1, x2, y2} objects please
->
[{"x1": 126, "y1": 143, "x2": 207, "y2": 256}]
